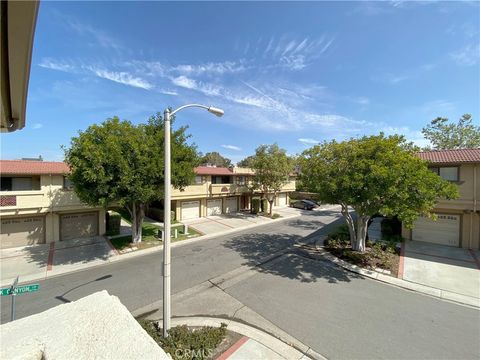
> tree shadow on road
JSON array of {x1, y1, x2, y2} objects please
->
[{"x1": 223, "y1": 215, "x2": 359, "y2": 284}]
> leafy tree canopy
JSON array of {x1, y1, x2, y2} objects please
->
[
  {"x1": 237, "y1": 155, "x2": 255, "y2": 168},
  {"x1": 64, "y1": 113, "x2": 199, "y2": 243},
  {"x1": 200, "y1": 152, "x2": 232, "y2": 167},
  {"x1": 250, "y1": 144, "x2": 292, "y2": 216},
  {"x1": 300, "y1": 134, "x2": 458, "y2": 251},
  {"x1": 422, "y1": 114, "x2": 480, "y2": 149}
]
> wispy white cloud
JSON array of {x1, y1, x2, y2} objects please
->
[
  {"x1": 450, "y1": 43, "x2": 480, "y2": 66},
  {"x1": 32, "y1": 123, "x2": 43, "y2": 129},
  {"x1": 298, "y1": 138, "x2": 319, "y2": 145},
  {"x1": 221, "y1": 144, "x2": 242, "y2": 151},
  {"x1": 353, "y1": 97, "x2": 370, "y2": 105},
  {"x1": 39, "y1": 58, "x2": 75, "y2": 72},
  {"x1": 173, "y1": 61, "x2": 246, "y2": 76},
  {"x1": 66, "y1": 17, "x2": 123, "y2": 51},
  {"x1": 90, "y1": 68, "x2": 153, "y2": 90}
]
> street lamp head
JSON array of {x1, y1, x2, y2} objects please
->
[{"x1": 207, "y1": 107, "x2": 224, "y2": 117}]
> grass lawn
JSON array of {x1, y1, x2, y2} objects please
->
[{"x1": 110, "y1": 208, "x2": 201, "y2": 252}]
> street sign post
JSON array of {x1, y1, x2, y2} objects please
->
[{"x1": 0, "y1": 276, "x2": 40, "y2": 321}]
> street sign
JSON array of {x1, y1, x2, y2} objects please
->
[{"x1": 1, "y1": 284, "x2": 39, "y2": 296}]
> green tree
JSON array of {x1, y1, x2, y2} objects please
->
[
  {"x1": 250, "y1": 144, "x2": 292, "y2": 216},
  {"x1": 422, "y1": 114, "x2": 480, "y2": 149},
  {"x1": 237, "y1": 155, "x2": 255, "y2": 168},
  {"x1": 300, "y1": 134, "x2": 458, "y2": 252},
  {"x1": 200, "y1": 152, "x2": 232, "y2": 167},
  {"x1": 64, "y1": 113, "x2": 199, "y2": 243}
]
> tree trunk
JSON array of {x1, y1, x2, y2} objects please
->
[
  {"x1": 130, "y1": 201, "x2": 145, "y2": 243},
  {"x1": 268, "y1": 200, "x2": 274, "y2": 216},
  {"x1": 352, "y1": 215, "x2": 370, "y2": 252},
  {"x1": 341, "y1": 203, "x2": 356, "y2": 248}
]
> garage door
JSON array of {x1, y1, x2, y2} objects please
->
[
  {"x1": 207, "y1": 199, "x2": 222, "y2": 216},
  {"x1": 181, "y1": 201, "x2": 200, "y2": 220},
  {"x1": 60, "y1": 212, "x2": 98, "y2": 241},
  {"x1": 225, "y1": 197, "x2": 238, "y2": 214},
  {"x1": 412, "y1": 214, "x2": 460, "y2": 247},
  {"x1": 276, "y1": 193, "x2": 287, "y2": 207},
  {"x1": 0, "y1": 216, "x2": 45, "y2": 248}
]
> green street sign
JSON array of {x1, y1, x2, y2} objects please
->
[
  {"x1": 0, "y1": 284, "x2": 39, "y2": 296},
  {"x1": 1, "y1": 288, "x2": 10, "y2": 296}
]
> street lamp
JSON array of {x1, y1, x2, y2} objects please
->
[{"x1": 163, "y1": 104, "x2": 224, "y2": 337}]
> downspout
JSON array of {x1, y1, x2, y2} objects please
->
[{"x1": 471, "y1": 165, "x2": 477, "y2": 249}]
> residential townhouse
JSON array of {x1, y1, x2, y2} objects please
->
[
  {"x1": 0, "y1": 160, "x2": 106, "y2": 249},
  {"x1": 0, "y1": 161, "x2": 296, "y2": 248},
  {"x1": 172, "y1": 166, "x2": 296, "y2": 221},
  {"x1": 402, "y1": 148, "x2": 480, "y2": 250}
]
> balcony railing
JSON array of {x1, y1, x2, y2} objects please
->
[
  {"x1": 0, "y1": 191, "x2": 45, "y2": 209},
  {"x1": 210, "y1": 184, "x2": 248, "y2": 195}
]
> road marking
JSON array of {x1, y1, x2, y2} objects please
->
[
  {"x1": 217, "y1": 336, "x2": 249, "y2": 360},
  {"x1": 47, "y1": 242, "x2": 55, "y2": 272}
]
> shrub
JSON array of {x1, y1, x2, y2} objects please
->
[
  {"x1": 106, "y1": 212, "x2": 121, "y2": 236},
  {"x1": 147, "y1": 207, "x2": 175, "y2": 222},
  {"x1": 325, "y1": 224, "x2": 350, "y2": 245},
  {"x1": 271, "y1": 213, "x2": 281, "y2": 219},
  {"x1": 381, "y1": 217, "x2": 401, "y2": 239},
  {"x1": 261, "y1": 199, "x2": 268, "y2": 212},
  {"x1": 251, "y1": 198, "x2": 260, "y2": 214},
  {"x1": 139, "y1": 320, "x2": 227, "y2": 360}
]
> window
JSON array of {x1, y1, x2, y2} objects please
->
[
  {"x1": 429, "y1": 167, "x2": 459, "y2": 182},
  {"x1": 0, "y1": 177, "x2": 40, "y2": 191},
  {"x1": 193, "y1": 176, "x2": 204, "y2": 185},
  {"x1": 63, "y1": 176, "x2": 74, "y2": 190},
  {"x1": 211, "y1": 176, "x2": 232, "y2": 184},
  {"x1": 237, "y1": 176, "x2": 245, "y2": 185}
]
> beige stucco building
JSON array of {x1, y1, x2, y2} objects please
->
[
  {"x1": 402, "y1": 148, "x2": 480, "y2": 250},
  {"x1": 172, "y1": 166, "x2": 296, "y2": 221},
  {"x1": 0, "y1": 160, "x2": 106, "y2": 248},
  {"x1": 0, "y1": 161, "x2": 295, "y2": 248}
]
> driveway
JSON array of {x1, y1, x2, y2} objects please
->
[
  {"x1": 402, "y1": 241, "x2": 480, "y2": 299},
  {"x1": 0, "y1": 236, "x2": 115, "y2": 287}
]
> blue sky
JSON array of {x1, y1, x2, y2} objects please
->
[{"x1": 2, "y1": 1, "x2": 479, "y2": 163}]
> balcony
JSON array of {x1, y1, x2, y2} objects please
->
[
  {"x1": 0, "y1": 191, "x2": 45, "y2": 210},
  {"x1": 210, "y1": 184, "x2": 248, "y2": 195},
  {"x1": 171, "y1": 184, "x2": 209, "y2": 198}
]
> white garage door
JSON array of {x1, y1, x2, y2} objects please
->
[
  {"x1": 277, "y1": 193, "x2": 287, "y2": 207},
  {"x1": 181, "y1": 201, "x2": 200, "y2": 220},
  {"x1": 225, "y1": 197, "x2": 238, "y2": 214},
  {"x1": 0, "y1": 216, "x2": 45, "y2": 248},
  {"x1": 61, "y1": 212, "x2": 98, "y2": 241},
  {"x1": 412, "y1": 214, "x2": 460, "y2": 247},
  {"x1": 207, "y1": 199, "x2": 222, "y2": 216}
]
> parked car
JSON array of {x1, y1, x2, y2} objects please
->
[{"x1": 290, "y1": 200, "x2": 317, "y2": 210}]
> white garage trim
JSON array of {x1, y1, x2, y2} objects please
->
[
  {"x1": 60, "y1": 212, "x2": 99, "y2": 241},
  {"x1": 181, "y1": 201, "x2": 200, "y2": 220},
  {"x1": 0, "y1": 216, "x2": 45, "y2": 248},
  {"x1": 207, "y1": 199, "x2": 222, "y2": 216},
  {"x1": 225, "y1": 197, "x2": 238, "y2": 214},
  {"x1": 412, "y1": 214, "x2": 460, "y2": 247}
]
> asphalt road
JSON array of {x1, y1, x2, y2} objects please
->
[{"x1": 1, "y1": 209, "x2": 479, "y2": 359}]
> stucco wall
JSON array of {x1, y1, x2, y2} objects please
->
[{"x1": 0, "y1": 291, "x2": 168, "y2": 360}]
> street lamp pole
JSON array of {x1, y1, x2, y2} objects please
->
[{"x1": 163, "y1": 104, "x2": 224, "y2": 338}]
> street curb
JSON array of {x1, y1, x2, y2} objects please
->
[
  {"x1": 0, "y1": 211, "x2": 303, "y2": 287},
  {"x1": 168, "y1": 316, "x2": 325, "y2": 360},
  {"x1": 314, "y1": 240, "x2": 480, "y2": 309}
]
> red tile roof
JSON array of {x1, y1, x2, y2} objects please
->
[
  {"x1": 0, "y1": 160, "x2": 70, "y2": 175},
  {"x1": 418, "y1": 148, "x2": 480, "y2": 164},
  {"x1": 194, "y1": 166, "x2": 233, "y2": 176}
]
